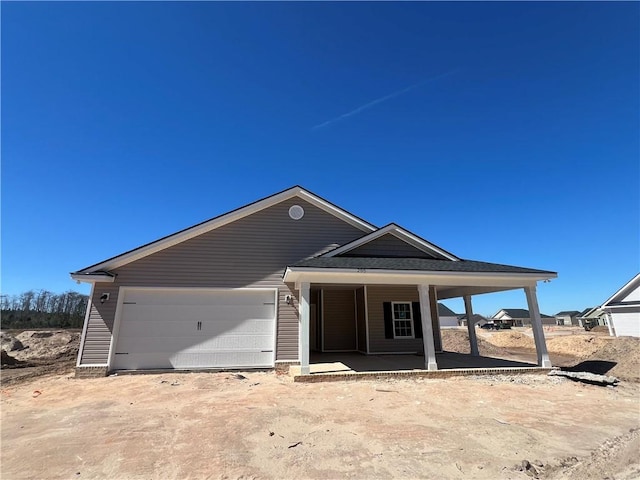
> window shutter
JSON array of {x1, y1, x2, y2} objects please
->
[
  {"x1": 383, "y1": 302, "x2": 393, "y2": 339},
  {"x1": 412, "y1": 302, "x2": 423, "y2": 339}
]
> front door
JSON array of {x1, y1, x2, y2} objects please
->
[{"x1": 322, "y1": 289, "x2": 357, "y2": 351}]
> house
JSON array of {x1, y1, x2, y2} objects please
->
[
  {"x1": 554, "y1": 310, "x2": 581, "y2": 326},
  {"x1": 437, "y1": 303, "x2": 460, "y2": 328},
  {"x1": 459, "y1": 313, "x2": 490, "y2": 327},
  {"x1": 70, "y1": 186, "x2": 557, "y2": 377},
  {"x1": 491, "y1": 308, "x2": 555, "y2": 327},
  {"x1": 576, "y1": 306, "x2": 608, "y2": 328},
  {"x1": 600, "y1": 273, "x2": 640, "y2": 338}
]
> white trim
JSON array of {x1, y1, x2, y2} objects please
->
[
  {"x1": 322, "y1": 223, "x2": 459, "y2": 261},
  {"x1": 272, "y1": 289, "x2": 279, "y2": 367},
  {"x1": 364, "y1": 286, "x2": 370, "y2": 354},
  {"x1": 71, "y1": 273, "x2": 115, "y2": 283},
  {"x1": 107, "y1": 286, "x2": 279, "y2": 371},
  {"x1": 76, "y1": 283, "x2": 95, "y2": 367},
  {"x1": 284, "y1": 267, "x2": 554, "y2": 287},
  {"x1": 298, "y1": 282, "x2": 311, "y2": 375},
  {"x1": 107, "y1": 286, "x2": 126, "y2": 370},
  {"x1": 600, "y1": 273, "x2": 640, "y2": 308},
  {"x1": 390, "y1": 301, "x2": 416, "y2": 339},
  {"x1": 76, "y1": 187, "x2": 376, "y2": 274},
  {"x1": 418, "y1": 284, "x2": 438, "y2": 371}
]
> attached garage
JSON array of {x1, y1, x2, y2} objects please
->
[{"x1": 110, "y1": 288, "x2": 277, "y2": 371}]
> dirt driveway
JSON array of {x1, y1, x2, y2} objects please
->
[{"x1": 2, "y1": 370, "x2": 639, "y2": 479}]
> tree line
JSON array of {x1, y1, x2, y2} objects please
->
[{"x1": 1, "y1": 290, "x2": 88, "y2": 329}]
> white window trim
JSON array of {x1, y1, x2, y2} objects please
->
[{"x1": 391, "y1": 301, "x2": 415, "y2": 339}]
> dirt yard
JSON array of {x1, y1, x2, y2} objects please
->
[{"x1": 1, "y1": 328, "x2": 639, "y2": 479}]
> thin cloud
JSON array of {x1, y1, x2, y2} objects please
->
[{"x1": 311, "y1": 69, "x2": 459, "y2": 131}]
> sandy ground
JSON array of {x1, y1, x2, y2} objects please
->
[
  {"x1": 2, "y1": 328, "x2": 639, "y2": 479},
  {"x1": 1, "y1": 370, "x2": 639, "y2": 480}
]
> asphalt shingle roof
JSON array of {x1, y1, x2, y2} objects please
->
[
  {"x1": 555, "y1": 310, "x2": 581, "y2": 316},
  {"x1": 291, "y1": 257, "x2": 555, "y2": 275},
  {"x1": 437, "y1": 303, "x2": 458, "y2": 317},
  {"x1": 497, "y1": 308, "x2": 554, "y2": 319}
]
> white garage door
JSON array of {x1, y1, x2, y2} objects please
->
[{"x1": 111, "y1": 288, "x2": 277, "y2": 370}]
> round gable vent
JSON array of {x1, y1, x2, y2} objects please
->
[{"x1": 289, "y1": 205, "x2": 305, "y2": 220}]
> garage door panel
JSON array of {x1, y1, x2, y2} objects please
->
[
  {"x1": 118, "y1": 318, "x2": 275, "y2": 339},
  {"x1": 112, "y1": 289, "x2": 276, "y2": 370},
  {"x1": 125, "y1": 289, "x2": 275, "y2": 307},
  {"x1": 121, "y1": 305, "x2": 274, "y2": 323},
  {"x1": 116, "y1": 333, "x2": 274, "y2": 354},
  {"x1": 117, "y1": 351, "x2": 274, "y2": 370}
]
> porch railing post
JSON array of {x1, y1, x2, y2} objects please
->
[
  {"x1": 299, "y1": 282, "x2": 311, "y2": 375},
  {"x1": 418, "y1": 284, "x2": 438, "y2": 370},
  {"x1": 464, "y1": 295, "x2": 479, "y2": 356},
  {"x1": 524, "y1": 284, "x2": 552, "y2": 368}
]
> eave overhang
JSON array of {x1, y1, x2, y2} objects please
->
[
  {"x1": 70, "y1": 272, "x2": 116, "y2": 284},
  {"x1": 283, "y1": 266, "x2": 557, "y2": 288}
]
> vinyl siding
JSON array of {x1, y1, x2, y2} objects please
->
[
  {"x1": 79, "y1": 197, "x2": 366, "y2": 366},
  {"x1": 341, "y1": 233, "x2": 435, "y2": 258},
  {"x1": 366, "y1": 285, "x2": 442, "y2": 354},
  {"x1": 80, "y1": 284, "x2": 120, "y2": 364},
  {"x1": 367, "y1": 285, "x2": 424, "y2": 353},
  {"x1": 356, "y1": 287, "x2": 366, "y2": 352},
  {"x1": 322, "y1": 289, "x2": 357, "y2": 351}
]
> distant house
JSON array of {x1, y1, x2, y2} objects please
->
[
  {"x1": 600, "y1": 273, "x2": 640, "y2": 338},
  {"x1": 437, "y1": 303, "x2": 460, "y2": 328},
  {"x1": 459, "y1": 313, "x2": 490, "y2": 327},
  {"x1": 492, "y1": 308, "x2": 555, "y2": 327},
  {"x1": 554, "y1": 310, "x2": 581, "y2": 326},
  {"x1": 576, "y1": 307, "x2": 608, "y2": 328}
]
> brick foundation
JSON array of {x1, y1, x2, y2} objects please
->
[
  {"x1": 293, "y1": 367, "x2": 554, "y2": 383},
  {"x1": 75, "y1": 366, "x2": 109, "y2": 378},
  {"x1": 275, "y1": 361, "x2": 299, "y2": 374}
]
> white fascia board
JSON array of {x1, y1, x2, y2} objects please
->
[
  {"x1": 323, "y1": 223, "x2": 459, "y2": 260},
  {"x1": 78, "y1": 186, "x2": 377, "y2": 273},
  {"x1": 70, "y1": 273, "x2": 115, "y2": 283},
  {"x1": 600, "y1": 273, "x2": 640, "y2": 308},
  {"x1": 283, "y1": 267, "x2": 554, "y2": 287}
]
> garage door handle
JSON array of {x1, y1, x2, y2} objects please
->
[
  {"x1": 197, "y1": 321, "x2": 202, "y2": 331},
  {"x1": 261, "y1": 350, "x2": 273, "y2": 353}
]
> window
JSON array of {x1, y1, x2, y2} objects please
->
[{"x1": 392, "y1": 302, "x2": 414, "y2": 339}]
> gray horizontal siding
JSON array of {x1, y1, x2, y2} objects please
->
[
  {"x1": 79, "y1": 197, "x2": 365, "y2": 366},
  {"x1": 343, "y1": 233, "x2": 434, "y2": 258},
  {"x1": 277, "y1": 284, "x2": 299, "y2": 361},
  {"x1": 367, "y1": 285, "x2": 424, "y2": 353},
  {"x1": 366, "y1": 285, "x2": 442, "y2": 354},
  {"x1": 80, "y1": 284, "x2": 120, "y2": 365}
]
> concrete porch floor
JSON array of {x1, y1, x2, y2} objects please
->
[{"x1": 290, "y1": 351, "x2": 549, "y2": 381}]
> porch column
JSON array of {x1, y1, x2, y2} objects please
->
[
  {"x1": 524, "y1": 285, "x2": 552, "y2": 368},
  {"x1": 298, "y1": 282, "x2": 310, "y2": 375},
  {"x1": 418, "y1": 284, "x2": 438, "y2": 370},
  {"x1": 464, "y1": 295, "x2": 479, "y2": 356}
]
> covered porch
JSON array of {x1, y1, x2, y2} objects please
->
[
  {"x1": 284, "y1": 259, "x2": 556, "y2": 376},
  {"x1": 289, "y1": 351, "x2": 549, "y2": 382}
]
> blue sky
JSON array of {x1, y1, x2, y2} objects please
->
[{"x1": 2, "y1": 2, "x2": 638, "y2": 316}]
